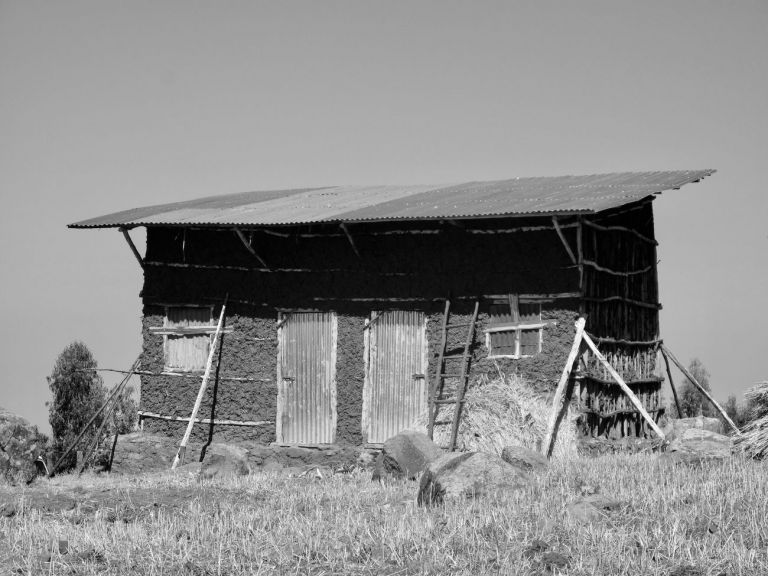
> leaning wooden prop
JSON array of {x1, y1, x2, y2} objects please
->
[
  {"x1": 171, "y1": 297, "x2": 228, "y2": 470},
  {"x1": 543, "y1": 318, "x2": 665, "y2": 458},
  {"x1": 660, "y1": 344, "x2": 740, "y2": 435},
  {"x1": 543, "y1": 319, "x2": 741, "y2": 459}
]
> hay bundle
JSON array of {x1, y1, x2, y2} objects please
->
[
  {"x1": 735, "y1": 381, "x2": 768, "y2": 459},
  {"x1": 412, "y1": 372, "x2": 577, "y2": 459}
]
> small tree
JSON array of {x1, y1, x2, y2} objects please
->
[
  {"x1": 47, "y1": 342, "x2": 106, "y2": 471},
  {"x1": 677, "y1": 358, "x2": 715, "y2": 418}
]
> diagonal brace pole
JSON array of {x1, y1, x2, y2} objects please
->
[
  {"x1": 583, "y1": 332, "x2": 665, "y2": 439},
  {"x1": 543, "y1": 317, "x2": 586, "y2": 458},
  {"x1": 660, "y1": 344, "x2": 741, "y2": 435},
  {"x1": 233, "y1": 228, "x2": 269, "y2": 268},
  {"x1": 171, "y1": 296, "x2": 228, "y2": 469},
  {"x1": 119, "y1": 227, "x2": 145, "y2": 269},
  {"x1": 552, "y1": 216, "x2": 577, "y2": 266},
  {"x1": 660, "y1": 347, "x2": 683, "y2": 418}
]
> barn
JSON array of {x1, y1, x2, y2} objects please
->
[{"x1": 69, "y1": 170, "x2": 714, "y2": 449}]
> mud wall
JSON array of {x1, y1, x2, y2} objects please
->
[{"x1": 138, "y1": 218, "x2": 581, "y2": 445}]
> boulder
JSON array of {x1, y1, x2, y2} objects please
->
[
  {"x1": 373, "y1": 431, "x2": 444, "y2": 481},
  {"x1": 0, "y1": 407, "x2": 46, "y2": 485},
  {"x1": 664, "y1": 416, "x2": 724, "y2": 442},
  {"x1": 417, "y1": 451, "x2": 531, "y2": 506},
  {"x1": 668, "y1": 428, "x2": 732, "y2": 459},
  {"x1": 500, "y1": 445, "x2": 548, "y2": 472}
]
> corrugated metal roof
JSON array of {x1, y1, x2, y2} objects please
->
[{"x1": 69, "y1": 170, "x2": 715, "y2": 228}]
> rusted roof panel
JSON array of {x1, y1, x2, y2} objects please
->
[{"x1": 69, "y1": 170, "x2": 714, "y2": 228}]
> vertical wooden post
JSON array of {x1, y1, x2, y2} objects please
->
[
  {"x1": 660, "y1": 347, "x2": 683, "y2": 418},
  {"x1": 582, "y1": 332, "x2": 665, "y2": 439},
  {"x1": 543, "y1": 317, "x2": 586, "y2": 458},
  {"x1": 660, "y1": 344, "x2": 741, "y2": 435},
  {"x1": 171, "y1": 298, "x2": 228, "y2": 469}
]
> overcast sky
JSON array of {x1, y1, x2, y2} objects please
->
[{"x1": 1, "y1": 1, "x2": 766, "y2": 432}]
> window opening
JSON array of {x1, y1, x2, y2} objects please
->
[
  {"x1": 486, "y1": 296, "x2": 543, "y2": 358},
  {"x1": 162, "y1": 306, "x2": 216, "y2": 372}
]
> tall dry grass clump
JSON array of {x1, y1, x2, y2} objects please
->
[
  {"x1": 736, "y1": 381, "x2": 768, "y2": 458},
  {"x1": 413, "y1": 371, "x2": 577, "y2": 458}
]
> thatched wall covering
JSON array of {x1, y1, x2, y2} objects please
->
[{"x1": 580, "y1": 201, "x2": 663, "y2": 437}]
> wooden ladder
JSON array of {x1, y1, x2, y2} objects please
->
[{"x1": 427, "y1": 299, "x2": 480, "y2": 451}]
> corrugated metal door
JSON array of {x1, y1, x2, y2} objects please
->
[
  {"x1": 277, "y1": 312, "x2": 337, "y2": 444},
  {"x1": 365, "y1": 310, "x2": 427, "y2": 443}
]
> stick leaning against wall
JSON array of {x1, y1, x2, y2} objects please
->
[{"x1": 171, "y1": 296, "x2": 228, "y2": 470}]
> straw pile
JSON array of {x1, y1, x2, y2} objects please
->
[
  {"x1": 412, "y1": 372, "x2": 577, "y2": 459},
  {"x1": 735, "y1": 381, "x2": 768, "y2": 459}
]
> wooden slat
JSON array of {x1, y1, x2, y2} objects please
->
[{"x1": 138, "y1": 411, "x2": 271, "y2": 427}]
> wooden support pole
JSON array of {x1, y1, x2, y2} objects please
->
[
  {"x1": 49, "y1": 357, "x2": 140, "y2": 477},
  {"x1": 339, "y1": 223, "x2": 361, "y2": 258},
  {"x1": 660, "y1": 344, "x2": 741, "y2": 435},
  {"x1": 543, "y1": 317, "x2": 586, "y2": 458},
  {"x1": 582, "y1": 332, "x2": 665, "y2": 439},
  {"x1": 660, "y1": 347, "x2": 683, "y2": 418},
  {"x1": 233, "y1": 227, "x2": 269, "y2": 268},
  {"x1": 552, "y1": 217, "x2": 577, "y2": 266},
  {"x1": 119, "y1": 227, "x2": 145, "y2": 269},
  {"x1": 171, "y1": 297, "x2": 228, "y2": 469}
]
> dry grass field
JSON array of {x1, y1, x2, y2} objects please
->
[{"x1": 1, "y1": 454, "x2": 766, "y2": 575}]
